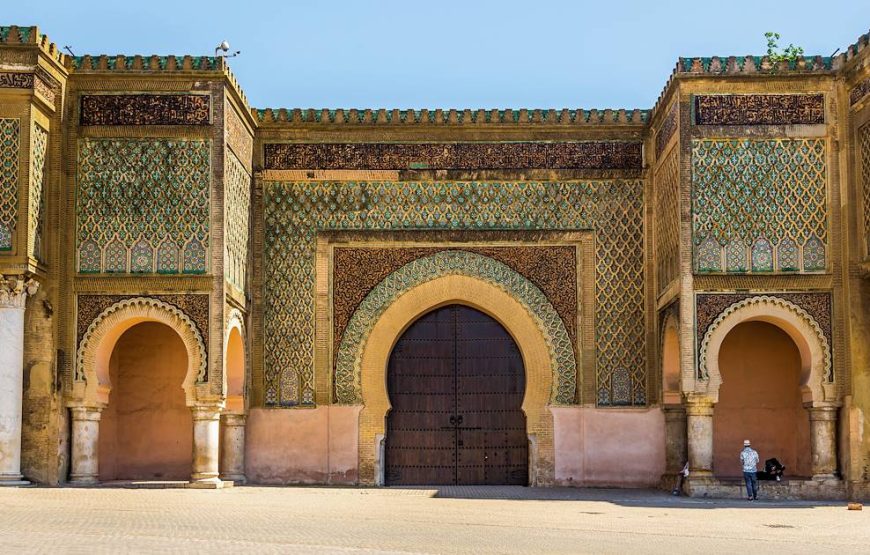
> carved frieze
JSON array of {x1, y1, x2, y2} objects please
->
[
  {"x1": 655, "y1": 102, "x2": 678, "y2": 157},
  {"x1": 264, "y1": 142, "x2": 643, "y2": 170},
  {"x1": 79, "y1": 94, "x2": 211, "y2": 126},
  {"x1": 0, "y1": 72, "x2": 33, "y2": 89},
  {"x1": 851, "y1": 77, "x2": 870, "y2": 106},
  {"x1": 694, "y1": 94, "x2": 824, "y2": 125}
]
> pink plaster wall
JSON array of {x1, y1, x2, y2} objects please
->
[
  {"x1": 552, "y1": 407, "x2": 666, "y2": 487},
  {"x1": 245, "y1": 406, "x2": 361, "y2": 484}
]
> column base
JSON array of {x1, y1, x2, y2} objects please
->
[
  {"x1": 812, "y1": 473, "x2": 838, "y2": 482},
  {"x1": 68, "y1": 477, "x2": 100, "y2": 486},
  {"x1": 219, "y1": 474, "x2": 247, "y2": 485},
  {"x1": 187, "y1": 477, "x2": 233, "y2": 489},
  {"x1": 0, "y1": 479, "x2": 32, "y2": 487}
]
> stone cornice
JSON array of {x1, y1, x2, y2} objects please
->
[{"x1": 0, "y1": 275, "x2": 38, "y2": 309}]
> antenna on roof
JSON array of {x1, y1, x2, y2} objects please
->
[
  {"x1": 63, "y1": 45, "x2": 75, "y2": 57},
  {"x1": 214, "y1": 40, "x2": 241, "y2": 58}
]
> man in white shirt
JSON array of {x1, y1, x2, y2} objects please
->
[{"x1": 740, "y1": 439, "x2": 760, "y2": 501}]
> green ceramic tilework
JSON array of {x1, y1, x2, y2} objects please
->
[
  {"x1": 692, "y1": 139, "x2": 827, "y2": 273},
  {"x1": 0, "y1": 118, "x2": 19, "y2": 251},
  {"x1": 76, "y1": 139, "x2": 210, "y2": 274},
  {"x1": 263, "y1": 180, "x2": 645, "y2": 408},
  {"x1": 29, "y1": 123, "x2": 47, "y2": 260},
  {"x1": 225, "y1": 149, "x2": 250, "y2": 290},
  {"x1": 861, "y1": 123, "x2": 870, "y2": 256}
]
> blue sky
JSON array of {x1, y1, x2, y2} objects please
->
[{"x1": 6, "y1": 0, "x2": 869, "y2": 109}]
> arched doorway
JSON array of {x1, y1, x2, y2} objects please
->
[
  {"x1": 712, "y1": 321, "x2": 811, "y2": 478},
  {"x1": 385, "y1": 304, "x2": 528, "y2": 485},
  {"x1": 661, "y1": 315, "x2": 681, "y2": 405},
  {"x1": 98, "y1": 322, "x2": 193, "y2": 481},
  {"x1": 220, "y1": 320, "x2": 247, "y2": 483},
  {"x1": 224, "y1": 325, "x2": 245, "y2": 413}
]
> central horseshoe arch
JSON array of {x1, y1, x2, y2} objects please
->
[
  {"x1": 356, "y1": 273, "x2": 556, "y2": 486},
  {"x1": 385, "y1": 304, "x2": 529, "y2": 486}
]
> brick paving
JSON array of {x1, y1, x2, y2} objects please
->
[{"x1": 0, "y1": 486, "x2": 867, "y2": 554}]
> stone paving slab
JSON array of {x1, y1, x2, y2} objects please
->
[{"x1": 0, "y1": 486, "x2": 867, "y2": 554}]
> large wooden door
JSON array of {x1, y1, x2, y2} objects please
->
[{"x1": 385, "y1": 304, "x2": 528, "y2": 485}]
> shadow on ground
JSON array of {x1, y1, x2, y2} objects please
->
[{"x1": 390, "y1": 485, "x2": 844, "y2": 509}]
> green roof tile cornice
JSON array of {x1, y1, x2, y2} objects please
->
[
  {"x1": 253, "y1": 107, "x2": 650, "y2": 125},
  {"x1": 67, "y1": 54, "x2": 251, "y2": 113},
  {"x1": 0, "y1": 25, "x2": 35, "y2": 44},
  {"x1": 0, "y1": 25, "x2": 66, "y2": 65},
  {"x1": 69, "y1": 54, "x2": 222, "y2": 71},
  {"x1": 677, "y1": 55, "x2": 834, "y2": 74},
  {"x1": 843, "y1": 29, "x2": 870, "y2": 64}
]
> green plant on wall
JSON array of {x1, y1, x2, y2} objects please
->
[{"x1": 765, "y1": 32, "x2": 805, "y2": 64}]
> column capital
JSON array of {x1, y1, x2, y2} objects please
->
[
  {"x1": 191, "y1": 403, "x2": 223, "y2": 421},
  {"x1": 69, "y1": 406, "x2": 103, "y2": 422},
  {"x1": 0, "y1": 275, "x2": 38, "y2": 309},
  {"x1": 807, "y1": 405, "x2": 839, "y2": 421},
  {"x1": 222, "y1": 413, "x2": 247, "y2": 426},
  {"x1": 684, "y1": 394, "x2": 714, "y2": 415}
]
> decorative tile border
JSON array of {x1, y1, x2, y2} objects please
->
[
  {"x1": 694, "y1": 94, "x2": 824, "y2": 125},
  {"x1": 333, "y1": 250, "x2": 577, "y2": 405},
  {"x1": 80, "y1": 94, "x2": 211, "y2": 126},
  {"x1": 696, "y1": 292, "x2": 831, "y2": 356},
  {"x1": 76, "y1": 293, "x2": 210, "y2": 352},
  {"x1": 696, "y1": 293, "x2": 832, "y2": 384},
  {"x1": 332, "y1": 245, "x2": 577, "y2": 361},
  {"x1": 264, "y1": 180, "x2": 646, "y2": 408},
  {"x1": 264, "y1": 142, "x2": 643, "y2": 170}
]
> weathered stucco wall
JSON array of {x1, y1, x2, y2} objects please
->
[
  {"x1": 552, "y1": 407, "x2": 666, "y2": 487},
  {"x1": 245, "y1": 406, "x2": 361, "y2": 484}
]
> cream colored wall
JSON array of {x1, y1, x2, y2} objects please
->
[
  {"x1": 99, "y1": 322, "x2": 192, "y2": 481},
  {"x1": 713, "y1": 321, "x2": 812, "y2": 477}
]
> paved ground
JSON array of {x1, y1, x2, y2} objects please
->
[{"x1": 0, "y1": 486, "x2": 868, "y2": 554}]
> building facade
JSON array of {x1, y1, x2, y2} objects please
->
[{"x1": 1, "y1": 24, "x2": 870, "y2": 498}]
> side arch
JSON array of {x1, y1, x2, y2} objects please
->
[
  {"x1": 698, "y1": 295, "x2": 834, "y2": 405},
  {"x1": 74, "y1": 297, "x2": 207, "y2": 407},
  {"x1": 356, "y1": 274, "x2": 557, "y2": 486},
  {"x1": 224, "y1": 308, "x2": 247, "y2": 413},
  {"x1": 660, "y1": 309, "x2": 681, "y2": 405},
  {"x1": 335, "y1": 250, "x2": 576, "y2": 406}
]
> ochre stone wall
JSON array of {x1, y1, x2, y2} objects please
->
[{"x1": 1, "y1": 24, "x2": 869, "y2": 494}]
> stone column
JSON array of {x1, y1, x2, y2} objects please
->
[
  {"x1": 0, "y1": 276, "x2": 38, "y2": 486},
  {"x1": 69, "y1": 406, "x2": 102, "y2": 484},
  {"x1": 663, "y1": 405, "x2": 688, "y2": 473},
  {"x1": 220, "y1": 413, "x2": 247, "y2": 484},
  {"x1": 190, "y1": 404, "x2": 223, "y2": 488},
  {"x1": 685, "y1": 396, "x2": 715, "y2": 476},
  {"x1": 808, "y1": 405, "x2": 838, "y2": 480}
]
